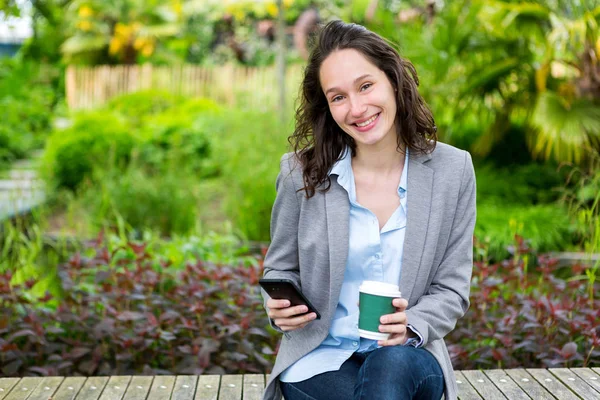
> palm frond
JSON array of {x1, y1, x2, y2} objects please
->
[
  {"x1": 530, "y1": 91, "x2": 600, "y2": 163},
  {"x1": 461, "y1": 57, "x2": 520, "y2": 97}
]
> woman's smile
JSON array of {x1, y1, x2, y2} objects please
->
[{"x1": 352, "y1": 112, "x2": 381, "y2": 132}]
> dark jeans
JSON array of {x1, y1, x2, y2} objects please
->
[{"x1": 280, "y1": 346, "x2": 444, "y2": 400}]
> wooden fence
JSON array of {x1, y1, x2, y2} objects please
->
[{"x1": 65, "y1": 64, "x2": 303, "y2": 110}]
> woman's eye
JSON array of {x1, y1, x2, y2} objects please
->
[
  {"x1": 360, "y1": 83, "x2": 372, "y2": 91},
  {"x1": 331, "y1": 95, "x2": 343, "y2": 102}
]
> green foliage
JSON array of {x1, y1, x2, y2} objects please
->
[
  {"x1": 0, "y1": 60, "x2": 57, "y2": 166},
  {"x1": 211, "y1": 109, "x2": 290, "y2": 241},
  {"x1": 0, "y1": 214, "x2": 69, "y2": 304},
  {"x1": 42, "y1": 111, "x2": 136, "y2": 191},
  {"x1": 475, "y1": 161, "x2": 574, "y2": 259},
  {"x1": 81, "y1": 166, "x2": 201, "y2": 236},
  {"x1": 106, "y1": 89, "x2": 181, "y2": 126},
  {"x1": 476, "y1": 202, "x2": 575, "y2": 260},
  {"x1": 476, "y1": 163, "x2": 565, "y2": 205}
]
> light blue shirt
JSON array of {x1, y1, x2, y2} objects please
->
[{"x1": 280, "y1": 148, "x2": 419, "y2": 383}]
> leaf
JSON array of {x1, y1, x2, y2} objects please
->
[
  {"x1": 2, "y1": 359, "x2": 22, "y2": 375},
  {"x1": 28, "y1": 366, "x2": 49, "y2": 376},
  {"x1": 7, "y1": 329, "x2": 36, "y2": 342},
  {"x1": 61, "y1": 35, "x2": 108, "y2": 55},
  {"x1": 69, "y1": 347, "x2": 91, "y2": 359},
  {"x1": 117, "y1": 311, "x2": 145, "y2": 321},
  {"x1": 159, "y1": 310, "x2": 181, "y2": 322},
  {"x1": 561, "y1": 342, "x2": 578, "y2": 359},
  {"x1": 531, "y1": 91, "x2": 600, "y2": 163}
]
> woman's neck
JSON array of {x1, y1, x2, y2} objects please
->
[{"x1": 352, "y1": 142, "x2": 405, "y2": 175}]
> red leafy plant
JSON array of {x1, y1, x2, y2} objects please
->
[
  {"x1": 448, "y1": 236, "x2": 600, "y2": 369},
  {"x1": 0, "y1": 235, "x2": 278, "y2": 377}
]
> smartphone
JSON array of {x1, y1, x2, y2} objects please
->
[{"x1": 259, "y1": 278, "x2": 321, "y2": 319}]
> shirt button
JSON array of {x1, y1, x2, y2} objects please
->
[{"x1": 353, "y1": 341, "x2": 358, "y2": 347}]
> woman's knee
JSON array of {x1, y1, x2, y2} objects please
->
[{"x1": 364, "y1": 346, "x2": 443, "y2": 379}]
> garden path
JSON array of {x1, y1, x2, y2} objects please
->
[{"x1": 0, "y1": 368, "x2": 599, "y2": 400}]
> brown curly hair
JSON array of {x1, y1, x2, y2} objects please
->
[{"x1": 290, "y1": 20, "x2": 437, "y2": 198}]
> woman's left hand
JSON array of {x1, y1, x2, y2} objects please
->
[{"x1": 377, "y1": 298, "x2": 413, "y2": 346}]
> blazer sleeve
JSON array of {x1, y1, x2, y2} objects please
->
[
  {"x1": 262, "y1": 153, "x2": 302, "y2": 331},
  {"x1": 405, "y1": 151, "x2": 476, "y2": 346}
]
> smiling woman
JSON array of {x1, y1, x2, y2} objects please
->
[{"x1": 261, "y1": 20, "x2": 476, "y2": 400}]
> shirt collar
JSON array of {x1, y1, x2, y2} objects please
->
[{"x1": 329, "y1": 147, "x2": 409, "y2": 197}]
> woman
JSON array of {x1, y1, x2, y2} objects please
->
[{"x1": 262, "y1": 20, "x2": 476, "y2": 400}]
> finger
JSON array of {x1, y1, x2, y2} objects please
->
[
  {"x1": 269, "y1": 305, "x2": 308, "y2": 319},
  {"x1": 274, "y1": 312, "x2": 317, "y2": 329},
  {"x1": 278, "y1": 321, "x2": 309, "y2": 331},
  {"x1": 378, "y1": 323, "x2": 407, "y2": 334},
  {"x1": 378, "y1": 333, "x2": 406, "y2": 347},
  {"x1": 380, "y1": 311, "x2": 407, "y2": 325},
  {"x1": 392, "y1": 298, "x2": 408, "y2": 310},
  {"x1": 266, "y1": 299, "x2": 291, "y2": 309}
]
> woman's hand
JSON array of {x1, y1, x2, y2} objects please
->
[
  {"x1": 377, "y1": 298, "x2": 414, "y2": 346},
  {"x1": 267, "y1": 299, "x2": 318, "y2": 332}
]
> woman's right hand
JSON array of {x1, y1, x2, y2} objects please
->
[{"x1": 266, "y1": 299, "x2": 318, "y2": 331}]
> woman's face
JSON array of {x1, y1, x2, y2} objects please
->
[{"x1": 319, "y1": 48, "x2": 398, "y2": 151}]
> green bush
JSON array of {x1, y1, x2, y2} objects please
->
[
  {"x1": 137, "y1": 100, "x2": 223, "y2": 177},
  {"x1": 82, "y1": 166, "x2": 200, "y2": 236},
  {"x1": 43, "y1": 111, "x2": 136, "y2": 191},
  {"x1": 476, "y1": 163, "x2": 565, "y2": 205},
  {"x1": 212, "y1": 109, "x2": 291, "y2": 241},
  {"x1": 475, "y1": 202, "x2": 577, "y2": 260},
  {"x1": 0, "y1": 60, "x2": 56, "y2": 166},
  {"x1": 106, "y1": 90, "x2": 181, "y2": 127}
]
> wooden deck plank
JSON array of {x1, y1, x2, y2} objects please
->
[
  {"x1": 593, "y1": 368, "x2": 600, "y2": 376},
  {"x1": 571, "y1": 368, "x2": 600, "y2": 393},
  {"x1": 483, "y1": 370, "x2": 530, "y2": 399},
  {"x1": 172, "y1": 376, "x2": 198, "y2": 400},
  {"x1": 146, "y1": 376, "x2": 175, "y2": 400},
  {"x1": 454, "y1": 371, "x2": 482, "y2": 400},
  {"x1": 74, "y1": 377, "x2": 109, "y2": 400},
  {"x1": 98, "y1": 376, "x2": 131, "y2": 400},
  {"x1": 3, "y1": 377, "x2": 44, "y2": 400},
  {"x1": 122, "y1": 376, "x2": 153, "y2": 400},
  {"x1": 218, "y1": 376, "x2": 242, "y2": 400},
  {"x1": 52, "y1": 377, "x2": 87, "y2": 400},
  {"x1": 242, "y1": 375, "x2": 264, "y2": 400},
  {"x1": 549, "y1": 368, "x2": 600, "y2": 400},
  {"x1": 27, "y1": 377, "x2": 64, "y2": 400},
  {"x1": 505, "y1": 369, "x2": 556, "y2": 400},
  {"x1": 194, "y1": 376, "x2": 220, "y2": 400},
  {"x1": 526, "y1": 369, "x2": 579, "y2": 400},
  {"x1": 0, "y1": 378, "x2": 20, "y2": 400},
  {"x1": 461, "y1": 370, "x2": 507, "y2": 399}
]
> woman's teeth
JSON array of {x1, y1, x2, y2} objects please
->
[{"x1": 356, "y1": 114, "x2": 378, "y2": 127}]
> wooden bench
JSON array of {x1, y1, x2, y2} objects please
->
[{"x1": 0, "y1": 368, "x2": 599, "y2": 399}]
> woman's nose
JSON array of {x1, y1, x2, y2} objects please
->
[{"x1": 349, "y1": 97, "x2": 367, "y2": 118}]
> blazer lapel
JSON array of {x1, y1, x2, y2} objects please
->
[
  {"x1": 325, "y1": 176, "x2": 350, "y2": 313},
  {"x1": 400, "y1": 152, "x2": 433, "y2": 303}
]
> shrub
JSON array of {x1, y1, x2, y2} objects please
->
[
  {"x1": 475, "y1": 202, "x2": 576, "y2": 260},
  {"x1": 0, "y1": 233, "x2": 277, "y2": 376},
  {"x1": 106, "y1": 90, "x2": 181, "y2": 127},
  {"x1": 137, "y1": 106, "x2": 222, "y2": 177},
  {"x1": 42, "y1": 111, "x2": 137, "y2": 191},
  {"x1": 83, "y1": 166, "x2": 201, "y2": 236},
  {"x1": 449, "y1": 242, "x2": 600, "y2": 369},
  {"x1": 0, "y1": 60, "x2": 56, "y2": 165},
  {"x1": 212, "y1": 109, "x2": 291, "y2": 241}
]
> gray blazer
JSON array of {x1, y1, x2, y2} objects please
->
[{"x1": 262, "y1": 142, "x2": 476, "y2": 400}]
